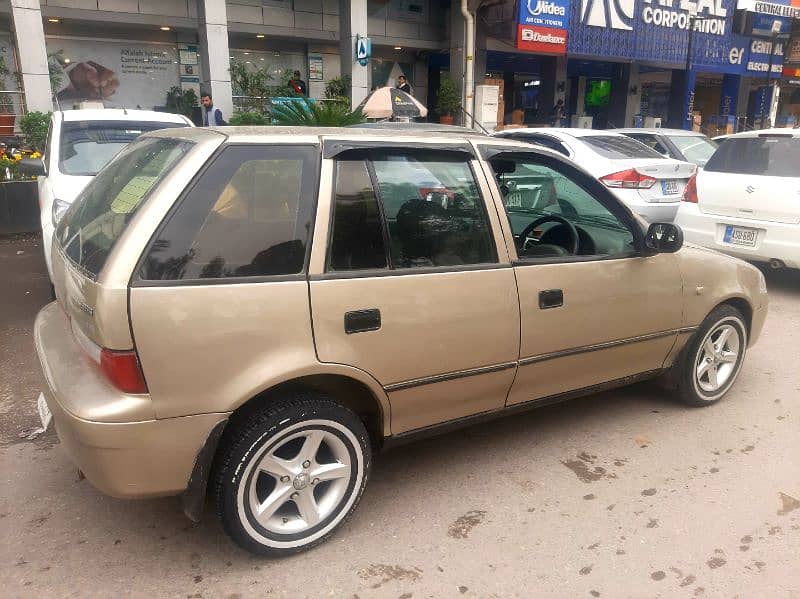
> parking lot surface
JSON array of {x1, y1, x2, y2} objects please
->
[{"x1": 1, "y1": 234, "x2": 798, "y2": 598}]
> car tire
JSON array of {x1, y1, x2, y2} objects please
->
[
  {"x1": 674, "y1": 305, "x2": 748, "y2": 407},
  {"x1": 213, "y1": 393, "x2": 371, "y2": 557}
]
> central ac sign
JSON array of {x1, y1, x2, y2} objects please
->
[{"x1": 517, "y1": 24, "x2": 568, "y2": 54}]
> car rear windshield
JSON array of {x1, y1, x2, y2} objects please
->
[
  {"x1": 581, "y1": 135, "x2": 664, "y2": 159},
  {"x1": 704, "y1": 136, "x2": 800, "y2": 177},
  {"x1": 59, "y1": 120, "x2": 188, "y2": 176},
  {"x1": 668, "y1": 135, "x2": 718, "y2": 167},
  {"x1": 56, "y1": 137, "x2": 191, "y2": 278}
]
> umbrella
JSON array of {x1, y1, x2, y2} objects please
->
[{"x1": 360, "y1": 87, "x2": 428, "y2": 120}]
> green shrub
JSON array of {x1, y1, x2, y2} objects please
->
[
  {"x1": 20, "y1": 111, "x2": 51, "y2": 152},
  {"x1": 229, "y1": 111, "x2": 269, "y2": 126},
  {"x1": 436, "y1": 76, "x2": 461, "y2": 117},
  {"x1": 270, "y1": 101, "x2": 365, "y2": 127},
  {"x1": 165, "y1": 86, "x2": 198, "y2": 117}
]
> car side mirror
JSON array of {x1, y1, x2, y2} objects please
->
[
  {"x1": 645, "y1": 222, "x2": 683, "y2": 254},
  {"x1": 19, "y1": 158, "x2": 46, "y2": 177}
]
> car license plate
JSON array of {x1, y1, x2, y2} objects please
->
[
  {"x1": 37, "y1": 393, "x2": 52, "y2": 430},
  {"x1": 661, "y1": 180, "x2": 679, "y2": 195},
  {"x1": 723, "y1": 225, "x2": 757, "y2": 247}
]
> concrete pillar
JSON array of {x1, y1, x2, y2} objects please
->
[
  {"x1": 10, "y1": 0, "x2": 52, "y2": 113},
  {"x1": 450, "y1": 7, "x2": 466, "y2": 123},
  {"x1": 539, "y1": 57, "x2": 557, "y2": 125},
  {"x1": 555, "y1": 56, "x2": 567, "y2": 105},
  {"x1": 339, "y1": 0, "x2": 369, "y2": 108},
  {"x1": 667, "y1": 69, "x2": 696, "y2": 130},
  {"x1": 197, "y1": 0, "x2": 233, "y2": 119}
]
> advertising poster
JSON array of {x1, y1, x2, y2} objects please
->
[
  {"x1": 516, "y1": 0, "x2": 569, "y2": 55},
  {"x1": 46, "y1": 37, "x2": 180, "y2": 110}
]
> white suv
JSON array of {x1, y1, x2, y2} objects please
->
[
  {"x1": 35, "y1": 109, "x2": 192, "y2": 280},
  {"x1": 676, "y1": 129, "x2": 800, "y2": 269}
]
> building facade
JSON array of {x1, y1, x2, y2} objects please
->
[{"x1": 0, "y1": 0, "x2": 798, "y2": 133}]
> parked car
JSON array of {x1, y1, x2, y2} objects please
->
[
  {"x1": 35, "y1": 127, "x2": 767, "y2": 557},
  {"x1": 494, "y1": 128, "x2": 696, "y2": 222},
  {"x1": 676, "y1": 129, "x2": 800, "y2": 269},
  {"x1": 28, "y1": 109, "x2": 193, "y2": 281},
  {"x1": 616, "y1": 128, "x2": 718, "y2": 169}
]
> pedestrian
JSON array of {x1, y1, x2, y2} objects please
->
[
  {"x1": 288, "y1": 70, "x2": 307, "y2": 96},
  {"x1": 396, "y1": 75, "x2": 413, "y2": 95},
  {"x1": 200, "y1": 92, "x2": 227, "y2": 127},
  {"x1": 550, "y1": 98, "x2": 565, "y2": 127}
]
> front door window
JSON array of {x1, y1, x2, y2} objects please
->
[{"x1": 491, "y1": 156, "x2": 635, "y2": 260}]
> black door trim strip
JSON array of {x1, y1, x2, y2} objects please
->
[
  {"x1": 382, "y1": 369, "x2": 663, "y2": 450},
  {"x1": 381, "y1": 326, "x2": 698, "y2": 392},
  {"x1": 384, "y1": 361, "x2": 517, "y2": 392},
  {"x1": 518, "y1": 327, "x2": 698, "y2": 366}
]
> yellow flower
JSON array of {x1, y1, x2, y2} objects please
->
[
  {"x1": 13, "y1": 154, "x2": 21, "y2": 161},
  {"x1": 30, "y1": 152, "x2": 41, "y2": 159}
]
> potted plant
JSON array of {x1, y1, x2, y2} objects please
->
[
  {"x1": 165, "y1": 86, "x2": 198, "y2": 118},
  {"x1": 436, "y1": 76, "x2": 461, "y2": 125},
  {"x1": 19, "y1": 111, "x2": 51, "y2": 153},
  {"x1": 0, "y1": 55, "x2": 16, "y2": 136}
]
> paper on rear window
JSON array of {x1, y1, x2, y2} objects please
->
[{"x1": 57, "y1": 137, "x2": 191, "y2": 278}]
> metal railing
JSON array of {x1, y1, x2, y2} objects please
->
[{"x1": 0, "y1": 90, "x2": 26, "y2": 138}]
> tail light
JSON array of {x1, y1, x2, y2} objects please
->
[
  {"x1": 682, "y1": 173, "x2": 698, "y2": 203},
  {"x1": 600, "y1": 169, "x2": 657, "y2": 190},
  {"x1": 100, "y1": 349, "x2": 148, "y2": 394}
]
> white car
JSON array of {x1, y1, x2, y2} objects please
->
[
  {"x1": 34, "y1": 109, "x2": 193, "y2": 280},
  {"x1": 493, "y1": 128, "x2": 696, "y2": 222},
  {"x1": 676, "y1": 129, "x2": 800, "y2": 269}
]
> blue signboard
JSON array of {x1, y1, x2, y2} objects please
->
[
  {"x1": 567, "y1": 0, "x2": 784, "y2": 77},
  {"x1": 518, "y1": 0, "x2": 569, "y2": 29}
]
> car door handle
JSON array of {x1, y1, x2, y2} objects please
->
[
  {"x1": 344, "y1": 309, "x2": 381, "y2": 334},
  {"x1": 539, "y1": 289, "x2": 563, "y2": 310}
]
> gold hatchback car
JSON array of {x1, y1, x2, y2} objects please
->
[{"x1": 35, "y1": 127, "x2": 767, "y2": 556}]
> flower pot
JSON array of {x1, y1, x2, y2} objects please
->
[
  {"x1": 0, "y1": 113, "x2": 15, "y2": 137},
  {"x1": 439, "y1": 115, "x2": 454, "y2": 125}
]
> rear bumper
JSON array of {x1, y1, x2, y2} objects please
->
[
  {"x1": 34, "y1": 302, "x2": 227, "y2": 498},
  {"x1": 612, "y1": 190, "x2": 680, "y2": 223},
  {"x1": 676, "y1": 204, "x2": 800, "y2": 269}
]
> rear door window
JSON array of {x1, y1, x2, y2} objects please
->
[
  {"x1": 704, "y1": 136, "x2": 799, "y2": 177},
  {"x1": 625, "y1": 133, "x2": 673, "y2": 157},
  {"x1": 57, "y1": 137, "x2": 191, "y2": 278},
  {"x1": 141, "y1": 145, "x2": 319, "y2": 281},
  {"x1": 581, "y1": 135, "x2": 664, "y2": 159},
  {"x1": 59, "y1": 120, "x2": 188, "y2": 176}
]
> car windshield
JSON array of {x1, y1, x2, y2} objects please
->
[
  {"x1": 59, "y1": 120, "x2": 188, "y2": 176},
  {"x1": 581, "y1": 135, "x2": 664, "y2": 159},
  {"x1": 667, "y1": 135, "x2": 718, "y2": 167},
  {"x1": 704, "y1": 136, "x2": 800, "y2": 177},
  {"x1": 56, "y1": 137, "x2": 191, "y2": 278}
]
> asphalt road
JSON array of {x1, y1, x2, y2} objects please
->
[{"x1": 1, "y1": 234, "x2": 798, "y2": 598}]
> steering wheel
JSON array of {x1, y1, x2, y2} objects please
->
[{"x1": 517, "y1": 215, "x2": 580, "y2": 255}]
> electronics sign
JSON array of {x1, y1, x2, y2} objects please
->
[{"x1": 517, "y1": 0, "x2": 568, "y2": 54}]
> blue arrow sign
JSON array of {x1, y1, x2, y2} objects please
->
[{"x1": 356, "y1": 37, "x2": 371, "y2": 61}]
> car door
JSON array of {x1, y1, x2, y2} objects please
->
[
  {"x1": 478, "y1": 146, "x2": 684, "y2": 406},
  {"x1": 308, "y1": 143, "x2": 520, "y2": 434}
]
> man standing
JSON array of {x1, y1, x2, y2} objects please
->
[
  {"x1": 201, "y1": 92, "x2": 227, "y2": 126},
  {"x1": 550, "y1": 98, "x2": 566, "y2": 127},
  {"x1": 288, "y1": 70, "x2": 307, "y2": 96},
  {"x1": 396, "y1": 75, "x2": 413, "y2": 95}
]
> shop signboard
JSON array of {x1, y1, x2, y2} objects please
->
[
  {"x1": 736, "y1": 0, "x2": 800, "y2": 18},
  {"x1": 516, "y1": 0, "x2": 569, "y2": 55},
  {"x1": 788, "y1": 38, "x2": 800, "y2": 63},
  {"x1": 724, "y1": 34, "x2": 785, "y2": 76},
  {"x1": 46, "y1": 37, "x2": 179, "y2": 110}
]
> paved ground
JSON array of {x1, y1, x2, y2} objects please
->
[{"x1": 1, "y1": 234, "x2": 798, "y2": 599}]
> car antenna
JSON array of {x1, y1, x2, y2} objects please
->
[{"x1": 122, "y1": 106, "x2": 128, "y2": 115}]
